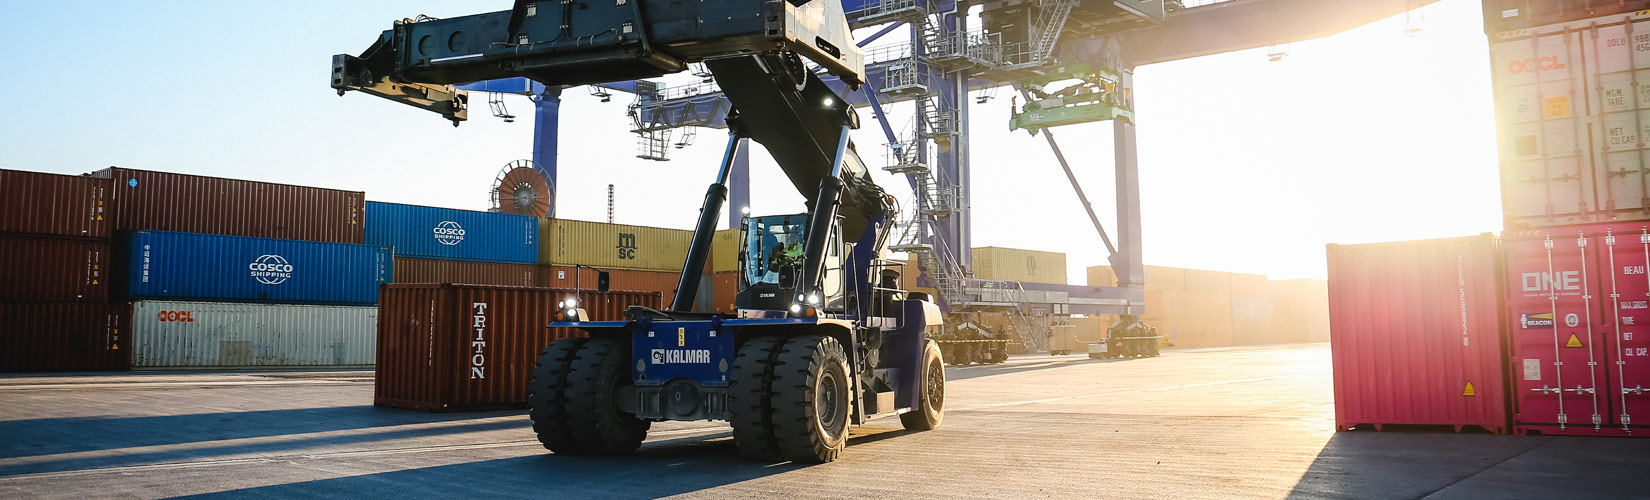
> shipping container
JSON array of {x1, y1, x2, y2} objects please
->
[
  {"x1": 1086, "y1": 265, "x2": 1115, "y2": 287},
  {"x1": 0, "y1": 302, "x2": 129, "y2": 372},
  {"x1": 375, "y1": 284, "x2": 662, "y2": 411},
  {"x1": 1487, "y1": 11, "x2": 1650, "y2": 228},
  {"x1": 1270, "y1": 279, "x2": 1332, "y2": 343},
  {"x1": 713, "y1": 228, "x2": 741, "y2": 273},
  {"x1": 1231, "y1": 273, "x2": 1269, "y2": 297},
  {"x1": 1145, "y1": 266, "x2": 1187, "y2": 291},
  {"x1": 365, "y1": 201, "x2": 537, "y2": 264},
  {"x1": 1482, "y1": 1, "x2": 1649, "y2": 35},
  {"x1": 0, "y1": 169, "x2": 113, "y2": 239},
  {"x1": 117, "y1": 231, "x2": 392, "y2": 305},
  {"x1": 1230, "y1": 295, "x2": 1277, "y2": 346},
  {"x1": 1504, "y1": 222, "x2": 1650, "y2": 436},
  {"x1": 92, "y1": 167, "x2": 364, "y2": 243},
  {"x1": 0, "y1": 236, "x2": 109, "y2": 303},
  {"x1": 129, "y1": 301, "x2": 375, "y2": 367},
  {"x1": 1327, "y1": 235, "x2": 1511, "y2": 434},
  {"x1": 394, "y1": 257, "x2": 536, "y2": 287},
  {"x1": 536, "y1": 265, "x2": 690, "y2": 310},
  {"x1": 971, "y1": 247, "x2": 1067, "y2": 285},
  {"x1": 713, "y1": 271, "x2": 739, "y2": 313},
  {"x1": 540, "y1": 218, "x2": 692, "y2": 271}
]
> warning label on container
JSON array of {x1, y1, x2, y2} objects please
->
[
  {"x1": 1463, "y1": 381, "x2": 1476, "y2": 397},
  {"x1": 1544, "y1": 96, "x2": 1571, "y2": 118},
  {"x1": 1566, "y1": 334, "x2": 1584, "y2": 348},
  {"x1": 1520, "y1": 313, "x2": 1556, "y2": 329}
]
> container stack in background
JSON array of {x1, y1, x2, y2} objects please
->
[
  {"x1": 367, "y1": 201, "x2": 539, "y2": 287},
  {"x1": 0, "y1": 169, "x2": 128, "y2": 372},
  {"x1": 537, "y1": 218, "x2": 701, "y2": 309},
  {"x1": 100, "y1": 167, "x2": 390, "y2": 369},
  {"x1": 1085, "y1": 264, "x2": 1328, "y2": 348}
]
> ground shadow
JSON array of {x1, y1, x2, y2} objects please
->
[
  {"x1": 172, "y1": 427, "x2": 912, "y2": 499},
  {"x1": 943, "y1": 355, "x2": 1135, "y2": 381},
  {"x1": 0, "y1": 405, "x2": 522, "y2": 462},
  {"x1": 1284, "y1": 429, "x2": 1650, "y2": 499}
]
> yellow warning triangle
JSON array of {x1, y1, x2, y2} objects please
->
[
  {"x1": 91, "y1": 280, "x2": 99, "y2": 285},
  {"x1": 1566, "y1": 334, "x2": 1584, "y2": 348},
  {"x1": 111, "y1": 344, "x2": 119, "y2": 350},
  {"x1": 1462, "y1": 381, "x2": 1476, "y2": 397}
]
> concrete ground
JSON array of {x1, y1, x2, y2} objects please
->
[{"x1": 1, "y1": 343, "x2": 1646, "y2": 499}]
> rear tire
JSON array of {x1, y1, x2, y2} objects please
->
[
  {"x1": 728, "y1": 336, "x2": 784, "y2": 460},
  {"x1": 900, "y1": 339, "x2": 945, "y2": 431},
  {"x1": 529, "y1": 337, "x2": 649, "y2": 455},
  {"x1": 770, "y1": 335, "x2": 851, "y2": 463}
]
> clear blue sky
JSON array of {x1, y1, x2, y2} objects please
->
[{"x1": 0, "y1": 1, "x2": 1500, "y2": 282}]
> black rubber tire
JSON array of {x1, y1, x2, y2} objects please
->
[
  {"x1": 532, "y1": 337, "x2": 650, "y2": 455},
  {"x1": 770, "y1": 335, "x2": 851, "y2": 463},
  {"x1": 728, "y1": 336, "x2": 784, "y2": 460},
  {"x1": 528, "y1": 337, "x2": 589, "y2": 453},
  {"x1": 900, "y1": 339, "x2": 945, "y2": 431}
]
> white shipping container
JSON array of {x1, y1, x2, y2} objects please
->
[
  {"x1": 130, "y1": 301, "x2": 376, "y2": 367},
  {"x1": 1492, "y1": 11, "x2": 1650, "y2": 228}
]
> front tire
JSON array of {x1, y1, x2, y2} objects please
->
[
  {"x1": 770, "y1": 335, "x2": 851, "y2": 463},
  {"x1": 900, "y1": 339, "x2": 945, "y2": 431},
  {"x1": 528, "y1": 337, "x2": 649, "y2": 455}
]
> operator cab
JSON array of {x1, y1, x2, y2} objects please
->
[{"x1": 736, "y1": 213, "x2": 844, "y2": 316}]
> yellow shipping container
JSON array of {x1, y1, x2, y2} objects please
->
[
  {"x1": 1184, "y1": 268, "x2": 1232, "y2": 295},
  {"x1": 1269, "y1": 279, "x2": 1329, "y2": 343},
  {"x1": 712, "y1": 228, "x2": 741, "y2": 273},
  {"x1": 1230, "y1": 272, "x2": 1268, "y2": 297},
  {"x1": 540, "y1": 219, "x2": 693, "y2": 272},
  {"x1": 1086, "y1": 265, "x2": 1115, "y2": 287},
  {"x1": 1144, "y1": 266, "x2": 1187, "y2": 291},
  {"x1": 971, "y1": 247, "x2": 1067, "y2": 285}
]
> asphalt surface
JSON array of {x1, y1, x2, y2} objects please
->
[{"x1": 2, "y1": 343, "x2": 1647, "y2": 499}]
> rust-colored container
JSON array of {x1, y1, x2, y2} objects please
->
[
  {"x1": 394, "y1": 257, "x2": 537, "y2": 287},
  {"x1": 0, "y1": 169, "x2": 113, "y2": 239},
  {"x1": 1327, "y1": 234, "x2": 1511, "y2": 434},
  {"x1": 713, "y1": 271, "x2": 739, "y2": 313},
  {"x1": 0, "y1": 302, "x2": 130, "y2": 372},
  {"x1": 0, "y1": 235, "x2": 110, "y2": 303},
  {"x1": 1503, "y1": 223, "x2": 1650, "y2": 437},
  {"x1": 536, "y1": 265, "x2": 683, "y2": 307},
  {"x1": 374, "y1": 284, "x2": 661, "y2": 412},
  {"x1": 92, "y1": 167, "x2": 364, "y2": 243}
]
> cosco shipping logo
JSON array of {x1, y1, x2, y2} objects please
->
[
  {"x1": 434, "y1": 221, "x2": 465, "y2": 246},
  {"x1": 249, "y1": 254, "x2": 293, "y2": 285}
]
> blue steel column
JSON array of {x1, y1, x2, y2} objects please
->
[
  {"x1": 932, "y1": 12, "x2": 967, "y2": 271},
  {"x1": 726, "y1": 138, "x2": 750, "y2": 228},
  {"x1": 533, "y1": 86, "x2": 563, "y2": 218}
]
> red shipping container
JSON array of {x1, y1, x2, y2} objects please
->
[
  {"x1": 1326, "y1": 235, "x2": 1510, "y2": 434},
  {"x1": 394, "y1": 257, "x2": 536, "y2": 287},
  {"x1": 536, "y1": 265, "x2": 683, "y2": 307},
  {"x1": 713, "y1": 271, "x2": 739, "y2": 313},
  {"x1": 0, "y1": 169, "x2": 113, "y2": 239},
  {"x1": 0, "y1": 302, "x2": 130, "y2": 372},
  {"x1": 0, "y1": 236, "x2": 110, "y2": 303},
  {"x1": 1505, "y1": 223, "x2": 1650, "y2": 436},
  {"x1": 375, "y1": 284, "x2": 661, "y2": 412},
  {"x1": 92, "y1": 167, "x2": 364, "y2": 243}
]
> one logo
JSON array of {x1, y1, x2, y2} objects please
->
[
  {"x1": 651, "y1": 349, "x2": 711, "y2": 364},
  {"x1": 1520, "y1": 312, "x2": 1555, "y2": 329},
  {"x1": 433, "y1": 221, "x2": 465, "y2": 246},
  {"x1": 1521, "y1": 271, "x2": 1581, "y2": 293},
  {"x1": 616, "y1": 233, "x2": 638, "y2": 260},
  {"x1": 249, "y1": 254, "x2": 293, "y2": 285}
]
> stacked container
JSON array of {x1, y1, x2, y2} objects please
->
[
  {"x1": 365, "y1": 201, "x2": 540, "y2": 286},
  {"x1": 537, "y1": 218, "x2": 701, "y2": 309},
  {"x1": 0, "y1": 169, "x2": 127, "y2": 372},
  {"x1": 90, "y1": 167, "x2": 388, "y2": 369}
]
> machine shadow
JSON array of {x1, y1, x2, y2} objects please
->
[
  {"x1": 177, "y1": 431, "x2": 828, "y2": 499},
  {"x1": 0, "y1": 405, "x2": 524, "y2": 462},
  {"x1": 942, "y1": 355, "x2": 1133, "y2": 381}
]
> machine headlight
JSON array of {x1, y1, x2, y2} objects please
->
[
  {"x1": 789, "y1": 304, "x2": 802, "y2": 314},
  {"x1": 807, "y1": 293, "x2": 820, "y2": 305},
  {"x1": 565, "y1": 297, "x2": 578, "y2": 308}
]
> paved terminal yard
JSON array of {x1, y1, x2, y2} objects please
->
[{"x1": 2, "y1": 344, "x2": 1647, "y2": 499}]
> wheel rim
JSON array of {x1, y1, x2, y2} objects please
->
[
  {"x1": 816, "y1": 370, "x2": 847, "y2": 439},
  {"x1": 925, "y1": 357, "x2": 944, "y2": 412}
]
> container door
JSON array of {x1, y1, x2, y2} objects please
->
[
  {"x1": 1493, "y1": 28, "x2": 1596, "y2": 227},
  {"x1": 1582, "y1": 20, "x2": 1650, "y2": 220},
  {"x1": 1601, "y1": 227, "x2": 1650, "y2": 433},
  {"x1": 1506, "y1": 231, "x2": 1610, "y2": 430}
]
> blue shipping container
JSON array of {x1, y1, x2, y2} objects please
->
[
  {"x1": 365, "y1": 201, "x2": 538, "y2": 264},
  {"x1": 119, "y1": 231, "x2": 393, "y2": 305}
]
